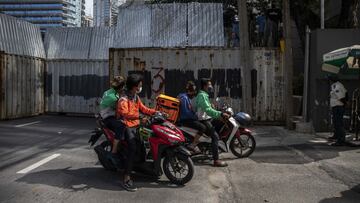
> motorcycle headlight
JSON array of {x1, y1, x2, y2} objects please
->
[{"x1": 168, "y1": 138, "x2": 179, "y2": 144}]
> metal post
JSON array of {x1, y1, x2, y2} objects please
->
[
  {"x1": 302, "y1": 26, "x2": 311, "y2": 122},
  {"x1": 321, "y1": 0, "x2": 325, "y2": 29},
  {"x1": 283, "y1": 0, "x2": 294, "y2": 129},
  {"x1": 237, "y1": 0, "x2": 252, "y2": 114}
]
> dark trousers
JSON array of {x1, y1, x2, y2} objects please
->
[
  {"x1": 201, "y1": 120, "x2": 220, "y2": 161},
  {"x1": 332, "y1": 106, "x2": 346, "y2": 143},
  {"x1": 103, "y1": 116, "x2": 125, "y2": 140},
  {"x1": 181, "y1": 120, "x2": 207, "y2": 133},
  {"x1": 124, "y1": 128, "x2": 137, "y2": 175}
]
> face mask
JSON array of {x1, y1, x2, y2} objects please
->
[
  {"x1": 137, "y1": 87, "x2": 142, "y2": 94},
  {"x1": 207, "y1": 86, "x2": 214, "y2": 93}
]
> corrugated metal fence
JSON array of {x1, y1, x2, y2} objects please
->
[
  {"x1": 109, "y1": 48, "x2": 285, "y2": 122},
  {"x1": 0, "y1": 14, "x2": 45, "y2": 58},
  {"x1": 45, "y1": 60, "x2": 109, "y2": 114},
  {"x1": 44, "y1": 28, "x2": 112, "y2": 114},
  {"x1": 114, "y1": 3, "x2": 224, "y2": 48},
  {"x1": 45, "y1": 27, "x2": 114, "y2": 60},
  {"x1": 0, "y1": 14, "x2": 45, "y2": 120}
]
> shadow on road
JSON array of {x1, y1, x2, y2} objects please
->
[
  {"x1": 249, "y1": 143, "x2": 358, "y2": 165},
  {"x1": 16, "y1": 167, "x2": 184, "y2": 191},
  {"x1": 319, "y1": 184, "x2": 360, "y2": 203}
]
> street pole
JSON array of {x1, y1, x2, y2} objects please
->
[
  {"x1": 283, "y1": 0, "x2": 294, "y2": 129},
  {"x1": 237, "y1": 0, "x2": 252, "y2": 115},
  {"x1": 302, "y1": 26, "x2": 311, "y2": 122},
  {"x1": 321, "y1": 0, "x2": 325, "y2": 29}
]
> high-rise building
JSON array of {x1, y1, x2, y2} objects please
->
[
  {"x1": 93, "y1": 0, "x2": 125, "y2": 27},
  {"x1": 0, "y1": 0, "x2": 85, "y2": 31},
  {"x1": 82, "y1": 15, "x2": 93, "y2": 27}
]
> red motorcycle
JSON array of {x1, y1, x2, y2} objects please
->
[{"x1": 89, "y1": 112, "x2": 194, "y2": 185}]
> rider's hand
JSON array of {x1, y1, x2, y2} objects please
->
[
  {"x1": 141, "y1": 117, "x2": 149, "y2": 125},
  {"x1": 221, "y1": 112, "x2": 230, "y2": 120}
]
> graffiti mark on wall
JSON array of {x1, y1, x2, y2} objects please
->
[
  {"x1": 128, "y1": 69, "x2": 242, "y2": 99},
  {"x1": 151, "y1": 67, "x2": 165, "y2": 95}
]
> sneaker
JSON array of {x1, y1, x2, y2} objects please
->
[
  {"x1": 121, "y1": 179, "x2": 137, "y2": 192},
  {"x1": 213, "y1": 160, "x2": 228, "y2": 167}
]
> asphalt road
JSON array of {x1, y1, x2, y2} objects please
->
[{"x1": 0, "y1": 115, "x2": 359, "y2": 203}]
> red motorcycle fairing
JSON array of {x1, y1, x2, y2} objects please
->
[
  {"x1": 149, "y1": 123, "x2": 185, "y2": 160},
  {"x1": 103, "y1": 128, "x2": 128, "y2": 146},
  {"x1": 151, "y1": 124, "x2": 185, "y2": 143},
  {"x1": 148, "y1": 137, "x2": 170, "y2": 161},
  {"x1": 235, "y1": 128, "x2": 252, "y2": 138},
  {"x1": 103, "y1": 128, "x2": 115, "y2": 142}
]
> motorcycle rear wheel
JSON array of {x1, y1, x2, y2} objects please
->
[
  {"x1": 163, "y1": 153, "x2": 194, "y2": 185},
  {"x1": 230, "y1": 132, "x2": 256, "y2": 158},
  {"x1": 96, "y1": 140, "x2": 117, "y2": 171}
]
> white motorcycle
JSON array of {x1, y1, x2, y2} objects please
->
[{"x1": 178, "y1": 98, "x2": 256, "y2": 158}]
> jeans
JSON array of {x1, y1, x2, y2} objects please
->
[
  {"x1": 200, "y1": 120, "x2": 220, "y2": 161},
  {"x1": 332, "y1": 106, "x2": 346, "y2": 143}
]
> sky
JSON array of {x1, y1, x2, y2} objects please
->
[{"x1": 85, "y1": 0, "x2": 93, "y2": 16}]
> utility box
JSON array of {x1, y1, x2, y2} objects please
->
[{"x1": 156, "y1": 94, "x2": 180, "y2": 123}]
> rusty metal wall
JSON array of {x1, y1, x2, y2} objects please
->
[
  {"x1": 109, "y1": 48, "x2": 284, "y2": 121},
  {"x1": 45, "y1": 60, "x2": 109, "y2": 114},
  {"x1": 250, "y1": 49, "x2": 285, "y2": 121},
  {"x1": 0, "y1": 52, "x2": 45, "y2": 120}
]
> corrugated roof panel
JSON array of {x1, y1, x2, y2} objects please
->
[
  {"x1": 89, "y1": 27, "x2": 115, "y2": 59},
  {"x1": 114, "y1": 4, "x2": 152, "y2": 48},
  {"x1": 64, "y1": 28, "x2": 93, "y2": 59},
  {"x1": 114, "y1": 3, "x2": 224, "y2": 48},
  {"x1": 45, "y1": 27, "x2": 114, "y2": 60},
  {"x1": 188, "y1": 3, "x2": 224, "y2": 47},
  {"x1": 44, "y1": 28, "x2": 67, "y2": 59},
  {"x1": 0, "y1": 14, "x2": 45, "y2": 58},
  {"x1": 151, "y1": 3, "x2": 187, "y2": 47}
]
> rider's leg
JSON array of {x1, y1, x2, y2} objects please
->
[
  {"x1": 123, "y1": 127, "x2": 137, "y2": 191},
  {"x1": 202, "y1": 120, "x2": 219, "y2": 160},
  {"x1": 183, "y1": 120, "x2": 206, "y2": 152},
  {"x1": 103, "y1": 117, "x2": 125, "y2": 155},
  {"x1": 202, "y1": 120, "x2": 227, "y2": 167}
]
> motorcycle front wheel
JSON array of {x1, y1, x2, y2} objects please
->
[
  {"x1": 163, "y1": 153, "x2": 194, "y2": 185},
  {"x1": 230, "y1": 132, "x2": 256, "y2": 158}
]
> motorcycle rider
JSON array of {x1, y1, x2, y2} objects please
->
[
  {"x1": 178, "y1": 81, "x2": 203, "y2": 154},
  {"x1": 99, "y1": 76, "x2": 126, "y2": 165},
  {"x1": 194, "y1": 78, "x2": 230, "y2": 167},
  {"x1": 117, "y1": 74, "x2": 156, "y2": 192}
]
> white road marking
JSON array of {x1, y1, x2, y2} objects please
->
[
  {"x1": 16, "y1": 154, "x2": 61, "y2": 174},
  {"x1": 15, "y1": 121, "x2": 41, "y2": 128},
  {"x1": 309, "y1": 139, "x2": 328, "y2": 143}
]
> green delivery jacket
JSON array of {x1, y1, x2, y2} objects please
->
[
  {"x1": 194, "y1": 90, "x2": 221, "y2": 120},
  {"x1": 99, "y1": 88, "x2": 119, "y2": 119}
]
